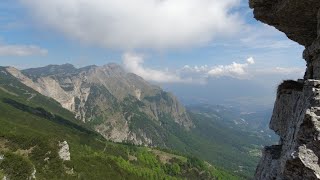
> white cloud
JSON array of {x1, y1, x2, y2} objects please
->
[
  {"x1": 182, "y1": 65, "x2": 209, "y2": 73},
  {"x1": 208, "y1": 63, "x2": 247, "y2": 77},
  {"x1": 247, "y1": 57, "x2": 255, "y2": 64},
  {"x1": 177, "y1": 57, "x2": 256, "y2": 81},
  {"x1": 123, "y1": 52, "x2": 187, "y2": 83},
  {"x1": 256, "y1": 67, "x2": 305, "y2": 76},
  {"x1": 20, "y1": 0, "x2": 242, "y2": 49},
  {"x1": 122, "y1": 54, "x2": 303, "y2": 84},
  {"x1": 0, "y1": 44, "x2": 48, "y2": 56},
  {"x1": 207, "y1": 57, "x2": 255, "y2": 78}
]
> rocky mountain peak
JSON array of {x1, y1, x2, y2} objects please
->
[
  {"x1": 99, "y1": 63, "x2": 127, "y2": 77},
  {"x1": 250, "y1": 0, "x2": 320, "y2": 179},
  {"x1": 103, "y1": 63, "x2": 124, "y2": 70},
  {"x1": 5, "y1": 63, "x2": 193, "y2": 146}
]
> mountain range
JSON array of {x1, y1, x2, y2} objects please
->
[
  {"x1": 0, "y1": 64, "x2": 238, "y2": 180},
  {"x1": 0, "y1": 63, "x2": 277, "y2": 179},
  {"x1": 6, "y1": 63, "x2": 192, "y2": 146}
]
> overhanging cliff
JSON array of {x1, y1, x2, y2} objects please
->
[
  {"x1": 250, "y1": 0, "x2": 320, "y2": 47},
  {"x1": 250, "y1": 0, "x2": 320, "y2": 179}
]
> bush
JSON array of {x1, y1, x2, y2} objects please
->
[
  {"x1": 0, "y1": 152, "x2": 33, "y2": 180},
  {"x1": 277, "y1": 80, "x2": 303, "y2": 95}
]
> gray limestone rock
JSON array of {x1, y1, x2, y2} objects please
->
[
  {"x1": 58, "y1": 141, "x2": 71, "y2": 161},
  {"x1": 251, "y1": 0, "x2": 320, "y2": 179}
]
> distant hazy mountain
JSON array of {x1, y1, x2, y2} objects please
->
[{"x1": 163, "y1": 76, "x2": 276, "y2": 111}]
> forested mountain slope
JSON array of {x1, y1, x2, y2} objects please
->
[
  {"x1": 0, "y1": 67, "x2": 238, "y2": 180},
  {"x1": 1, "y1": 64, "x2": 276, "y2": 178}
]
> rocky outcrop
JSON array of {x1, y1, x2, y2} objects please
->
[
  {"x1": 249, "y1": 0, "x2": 320, "y2": 47},
  {"x1": 251, "y1": 0, "x2": 320, "y2": 179},
  {"x1": 31, "y1": 167, "x2": 36, "y2": 179},
  {"x1": 255, "y1": 80, "x2": 320, "y2": 179},
  {"x1": 58, "y1": 141, "x2": 71, "y2": 161}
]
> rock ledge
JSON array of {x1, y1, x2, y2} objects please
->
[{"x1": 250, "y1": 1, "x2": 320, "y2": 179}]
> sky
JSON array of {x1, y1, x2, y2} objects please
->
[{"x1": 0, "y1": 0, "x2": 306, "y2": 109}]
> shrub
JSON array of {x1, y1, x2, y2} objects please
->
[
  {"x1": 277, "y1": 80, "x2": 303, "y2": 95},
  {"x1": 0, "y1": 152, "x2": 33, "y2": 180}
]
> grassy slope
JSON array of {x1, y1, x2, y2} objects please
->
[{"x1": 0, "y1": 70, "x2": 239, "y2": 180}]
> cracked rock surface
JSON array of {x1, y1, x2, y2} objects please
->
[{"x1": 251, "y1": 0, "x2": 320, "y2": 179}]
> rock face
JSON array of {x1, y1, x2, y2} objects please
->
[
  {"x1": 251, "y1": 0, "x2": 320, "y2": 179},
  {"x1": 5, "y1": 64, "x2": 193, "y2": 146},
  {"x1": 249, "y1": 0, "x2": 320, "y2": 47},
  {"x1": 58, "y1": 141, "x2": 71, "y2": 161}
]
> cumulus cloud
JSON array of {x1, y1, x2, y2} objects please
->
[
  {"x1": 207, "y1": 57, "x2": 255, "y2": 78},
  {"x1": 122, "y1": 54, "x2": 303, "y2": 84},
  {"x1": 20, "y1": 0, "x2": 242, "y2": 49},
  {"x1": 246, "y1": 57, "x2": 255, "y2": 64},
  {"x1": 123, "y1": 55, "x2": 256, "y2": 83},
  {"x1": 123, "y1": 52, "x2": 187, "y2": 83},
  {"x1": 182, "y1": 65, "x2": 209, "y2": 73},
  {"x1": 0, "y1": 44, "x2": 48, "y2": 56}
]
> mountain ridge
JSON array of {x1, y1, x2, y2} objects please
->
[
  {"x1": 5, "y1": 63, "x2": 193, "y2": 146},
  {"x1": 0, "y1": 64, "x2": 276, "y2": 178},
  {"x1": 0, "y1": 67, "x2": 236, "y2": 179}
]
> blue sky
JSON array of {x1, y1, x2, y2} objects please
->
[{"x1": 0, "y1": 0, "x2": 306, "y2": 108}]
